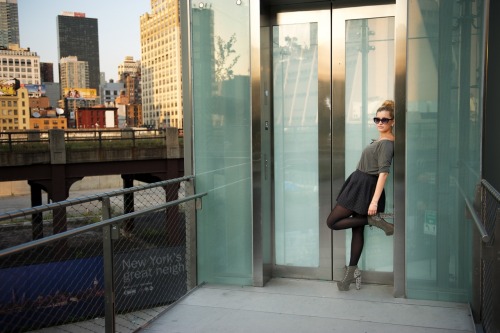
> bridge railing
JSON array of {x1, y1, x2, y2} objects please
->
[
  {"x1": 0, "y1": 129, "x2": 173, "y2": 152},
  {"x1": 0, "y1": 175, "x2": 204, "y2": 333}
]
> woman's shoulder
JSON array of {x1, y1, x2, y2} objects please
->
[
  {"x1": 375, "y1": 138, "x2": 394, "y2": 145},
  {"x1": 375, "y1": 139, "x2": 394, "y2": 152}
]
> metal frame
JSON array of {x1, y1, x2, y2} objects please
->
[
  {"x1": 331, "y1": 4, "x2": 396, "y2": 286},
  {"x1": 393, "y1": 0, "x2": 407, "y2": 298},
  {"x1": 252, "y1": 3, "x2": 406, "y2": 288},
  {"x1": 271, "y1": 10, "x2": 332, "y2": 280}
]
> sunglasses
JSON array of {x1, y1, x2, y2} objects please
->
[{"x1": 373, "y1": 117, "x2": 393, "y2": 124}]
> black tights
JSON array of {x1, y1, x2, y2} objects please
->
[{"x1": 326, "y1": 204, "x2": 367, "y2": 266}]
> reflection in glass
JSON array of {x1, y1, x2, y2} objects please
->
[
  {"x1": 344, "y1": 17, "x2": 395, "y2": 272},
  {"x1": 406, "y1": 0, "x2": 483, "y2": 301},
  {"x1": 191, "y1": 0, "x2": 252, "y2": 285},
  {"x1": 273, "y1": 23, "x2": 319, "y2": 267}
]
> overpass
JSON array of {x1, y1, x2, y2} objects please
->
[{"x1": 0, "y1": 128, "x2": 184, "y2": 237}]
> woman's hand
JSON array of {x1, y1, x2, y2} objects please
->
[{"x1": 368, "y1": 202, "x2": 378, "y2": 215}]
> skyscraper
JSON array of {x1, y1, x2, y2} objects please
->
[
  {"x1": 140, "y1": 0, "x2": 183, "y2": 129},
  {"x1": 0, "y1": 0, "x2": 19, "y2": 49},
  {"x1": 57, "y1": 12, "x2": 100, "y2": 93},
  {"x1": 59, "y1": 56, "x2": 89, "y2": 97}
]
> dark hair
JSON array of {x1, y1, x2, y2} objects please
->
[{"x1": 377, "y1": 100, "x2": 394, "y2": 119}]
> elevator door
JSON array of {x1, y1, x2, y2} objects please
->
[{"x1": 272, "y1": 5, "x2": 395, "y2": 284}]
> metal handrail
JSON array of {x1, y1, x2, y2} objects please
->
[
  {"x1": 464, "y1": 195, "x2": 490, "y2": 243},
  {"x1": 456, "y1": 179, "x2": 490, "y2": 243},
  {"x1": 0, "y1": 191, "x2": 207, "y2": 259},
  {"x1": 482, "y1": 179, "x2": 500, "y2": 202},
  {"x1": 0, "y1": 175, "x2": 195, "y2": 222}
]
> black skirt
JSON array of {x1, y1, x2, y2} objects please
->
[{"x1": 336, "y1": 169, "x2": 386, "y2": 215}]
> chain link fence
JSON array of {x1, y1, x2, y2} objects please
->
[
  {"x1": 0, "y1": 176, "x2": 203, "y2": 333},
  {"x1": 479, "y1": 180, "x2": 500, "y2": 333}
]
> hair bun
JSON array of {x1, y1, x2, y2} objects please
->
[{"x1": 381, "y1": 99, "x2": 395, "y2": 112}]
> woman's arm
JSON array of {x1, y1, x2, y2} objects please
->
[{"x1": 368, "y1": 172, "x2": 389, "y2": 215}]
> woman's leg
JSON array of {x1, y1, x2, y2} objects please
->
[
  {"x1": 326, "y1": 206, "x2": 366, "y2": 267},
  {"x1": 349, "y1": 224, "x2": 365, "y2": 266},
  {"x1": 326, "y1": 204, "x2": 368, "y2": 230}
]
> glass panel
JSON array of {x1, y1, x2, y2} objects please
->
[
  {"x1": 406, "y1": 0, "x2": 484, "y2": 301},
  {"x1": 344, "y1": 17, "x2": 395, "y2": 272},
  {"x1": 273, "y1": 23, "x2": 319, "y2": 267},
  {"x1": 191, "y1": 0, "x2": 252, "y2": 285}
]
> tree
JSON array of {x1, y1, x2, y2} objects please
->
[{"x1": 214, "y1": 34, "x2": 240, "y2": 82}]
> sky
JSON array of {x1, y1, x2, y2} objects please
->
[{"x1": 17, "y1": 0, "x2": 151, "y2": 82}]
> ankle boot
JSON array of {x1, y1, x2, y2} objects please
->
[
  {"x1": 367, "y1": 214, "x2": 394, "y2": 236},
  {"x1": 337, "y1": 265, "x2": 361, "y2": 291}
]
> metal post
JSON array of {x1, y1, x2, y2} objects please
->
[{"x1": 102, "y1": 197, "x2": 115, "y2": 333}]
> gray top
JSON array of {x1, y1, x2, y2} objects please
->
[{"x1": 357, "y1": 139, "x2": 394, "y2": 175}]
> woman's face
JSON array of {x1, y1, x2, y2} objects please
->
[{"x1": 375, "y1": 110, "x2": 394, "y2": 133}]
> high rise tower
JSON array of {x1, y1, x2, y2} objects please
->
[
  {"x1": 0, "y1": 0, "x2": 19, "y2": 49},
  {"x1": 57, "y1": 12, "x2": 100, "y2": 93},
  {"x1": 140, "y1": 0, "x2": 183, "y2": 129},
  {"x1": 59, "y1": 56, "x2": 89, "y2": 97}
]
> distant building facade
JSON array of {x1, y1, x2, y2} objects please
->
[
  {"x1": 0, "y1": 0, "x2": 19, "y2": 49},
  {"x1": 75, "y1": 106, "x2": 118, "y2": 129},
  {"x1": 43, "y1": 82, "x2": 60, "y2": 108},
  {"x1": 59, "y1": 56, "x2": 89, "y2": 98},
  {"x1": 30, "y1": 117, "x2": 66, "y2": 130},
  {"x1": 115, "y1": 92, "x2": 143, "y2": 128},
  {"x1": 140, "y1": 0, "x2": 182, "y2": 129},
  {"x1": 0, "y1": 86, "x2": 28, "y2": 130},
  {"x1": 99, "y1": 80, "x2": 124, "y2": 107},
  {"x1": 40, "y1": 62, "x2": 54, "y2": 83},
  {"x1": 57, "y1": 12, "x2": 100, "y2": 93},
  {"x1": 0, "y1": 44, "x2": 40, "y2": 85},
  {"x1": 118, "y1": 56, "x2": 140, "y2": 82}
]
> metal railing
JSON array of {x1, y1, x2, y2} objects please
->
[
  {"x1": 475, "y1": 179, "x2": 500, "y2": 333},
  {"x1": 460, "y1": 183, "x2": 490, "y2": 243},
  {"x1": 0, "y1": 176, "x2": 205, "y2": 333},
  {"x1": 0, "y1": 129, "x2": 170, "y2": 153}
]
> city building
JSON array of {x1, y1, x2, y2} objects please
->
[
  {"x1": 27, "y1": 86, "x2": 66, "y2": 130},
  {"x1": 0, "y1": 86, "x2": 28, "y2": 130},
  {"x1": 123, "y1": 72, "x2": 141, "y2": 105},
  {"x1": 40, "y1": 62, "x2": 54, "y2": 83},
  {"x1": 99, "y1": 72, "x2": 106, "y2": 85},
  {"x1": 29, "y1": 117, "x2": 66, "y2": 130},
  {"x1": 125, "y1": 103, "x2": 142, "y2": 128},
  {"x1": 75, "y1": 105, "x2": 118, "y2": 129},
  {"x1": 99, "y1": 79, "x2": 124, "y2": 107},
  {"x1": 140, "y1": 0, "x2": 182, "y2": 129},
  {"x1": 117, "y1": 56, "x2": 140, "y2": 83},
  {"x1": 179, "y1": 1, "x2": 500, "y2": 331},
  {"x1": 100, "y1": 79, "x2": 124, "y2": 126},
  {"x1": 0, "y1": 44, "x2": 40, "y2": 85},
  {"x1": 115, "y1": 92, "x2": 143, "y2": 128},
  {"x1": 57, "y1": 55, "x2": 96, "y2": 129},
  {"x1": 118, "y1": 56, "x2": 142, "y2": 108},
  {"x1": 43, "y1": 82, "x2": 60, "y2": 108},
  {"x1": 59, "y1": 56, "x2": 89, "y2": 98},
  {"x1": 0, "y1": 0, "x2": 19, "y2": 49},
  {"x1": 57, "y1": 12, "x2": 100, "y2": 93}
]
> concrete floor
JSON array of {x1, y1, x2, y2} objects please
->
[{"x1": 139, "y1": 278, "x2": 475, "y2": 333}]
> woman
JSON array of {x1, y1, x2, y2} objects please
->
[{"x1": 326, "y1": 100, "x2": 395, "y2": 291}]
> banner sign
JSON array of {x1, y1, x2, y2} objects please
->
[
  {"x1": 114, "y1": 247, "x2": 187, "y2": 311},
  {"x1": 0, "y1": 246, "x2": 187, "y2": 331},
  {"x1": 0, "y1": 79, "x2": 20, "y2": 96},
  {"x1": 24, "y1": 84, "x2": 46, "y2": 95},
  {"x1": 64, "y1": 88, "x2": 97, "y2": 100}
]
